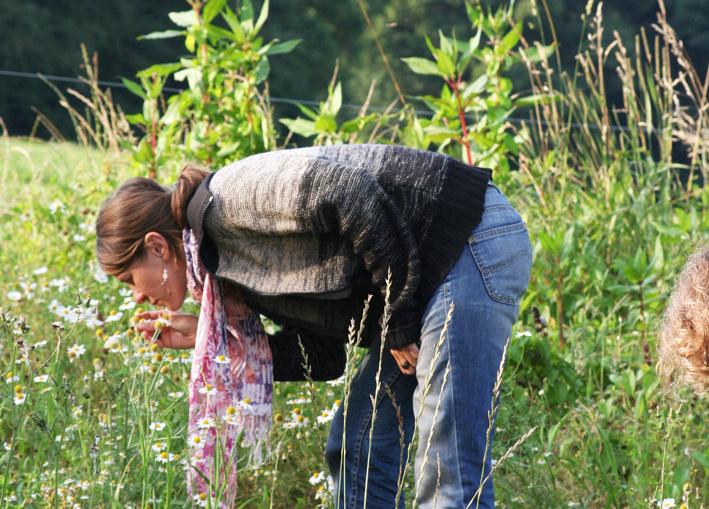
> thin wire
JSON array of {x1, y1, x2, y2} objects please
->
[{"x1": 0, "y1": 68, "x2": 636, "y2": 132}]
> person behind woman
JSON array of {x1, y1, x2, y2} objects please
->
[{"x1": 96, "y1": 144, "x2": 532, "y2": 508}]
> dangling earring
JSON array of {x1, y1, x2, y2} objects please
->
[{"x1": 161, "y1": 264, "x2": 168, "y2": 286}]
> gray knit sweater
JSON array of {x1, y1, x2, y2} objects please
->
[{"x1": 186, "y1": 144, "x2": 491, "y2": 353}]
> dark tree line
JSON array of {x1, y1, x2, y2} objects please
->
[{"x1": 1, "y1": 0, "x2": 706, "y2": 137}]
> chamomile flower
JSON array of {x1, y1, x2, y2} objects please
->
[
  {"x1": 215, "y1": 354, "x2": 231, "y2": 365},
  {"x1": 657, "y1": 499, "x2": 676, "y2": 509},
  {"x1": 309, "y1": 471, "x2": 326, "y2": 485},
  {"x1": 151, "y1": 441, "x2": 167, "y2": 453},
  {"x1": 34, "y1": 374, "x2": 49, "y2": 383},
  {"x1": 197, "y1": 417, "x2": 216, "y2": 429},
  {"x1": 149, "y1": 422, "x2": 166, "y2": 432},
  {"x1": 156, "y1": 451, "x2": 174, "y2": 463},
  {"x1": 67, "y1": 344, "x2": 87, "y2": 360},
  {"x1": 317, "y1": 408, "x2": 335, "y2": 424},
  {"x1": 168, "y1": 391, "x2": 184, "y2": 399},
  {"x1": 14, "y1": 393, "x2": 27, "y2": 405},
  {"x1": 49, "y1": 201, "x2": 66, "y2": 215},
  {"x1": 105, "y1": 311, "x2": 123, "y2": 323},
  {"x1": 198, "y1": 384, "x2": 218, "y2": 396},
  {"x1": 193, "y1": 493, "x2": 210, "y2": 508},
  {"x1": 188, "y1": 435, "x2": 203, "y2": 447}
]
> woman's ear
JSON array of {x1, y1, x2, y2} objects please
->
[{"x1": 143, "y1": 232, "x2": 171, "y2": 261}]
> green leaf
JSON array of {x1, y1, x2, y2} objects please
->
[
  {"x1": 331, "y1": 82, "x2": 342, "y2": 116},
  {"x1": 121, "y1": 78, "x2": 148, "y2": 100},
  {"x1": 499, "y1": 22, "x2": 522, "y2": 53},
  {"x1": 203, "y1": 0, "x2": 228, "y2": 24},
  {"x1": 523, "y1": 43, "x2": 556, "y2": 63},
  {"x1": 401, "y1": 57, "x2": 447, "y2": 78},
  {"x1": 264, "y1": 39, "x2": 301, "y2": 56},
  {"x1": 434, "y1": 50, "x2": 456, "y2": 79},
  {"x1": 280, "y1": 118, "x2": 317, "y2": 138},
  {"x1": 254, "y1": 0, "x2": 270, "y2": 35},
  {"x1": 160, "y1": 98, "x2": 182, "y2": 126},
  {"x1": 125, "y1": 113, "x2": 148, "y2": 126},
  {"x1": 513, "y1": 93, "x2": 561, "y2": 107},
  {"x1": 174, "y1": 68, "x2": 203, "y2": 92},
  {"x1": 461, "y1": 74, "x2": 488, "y2": 100},
  {"x1": 221, "y1": 6, "x2": 245, "y2": 41},
  {"x1": 169, "y1": 10, "x2": 197, "y2": 28},
  {"x1": 139, "y1": 30, "x2": 184, "y2": 41},
  {"x1": 692, "y1": 451, "x2": 709, "y2": 472},
  {"x1": 240, "y1": 0, "x2": 255, "y2": 21},
  {"x1": 253, "y1": 57, "x2": 270, "y2": 85}
]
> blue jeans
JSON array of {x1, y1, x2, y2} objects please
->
[{"x1": 326, "y1": 183, "x2": 532, "y2": 508}]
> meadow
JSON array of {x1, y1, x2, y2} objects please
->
[{"x1": 2, "y1": 0, "x2": 709, "y2": 507}]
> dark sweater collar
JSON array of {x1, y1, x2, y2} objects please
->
[{"x1": 185, "y1": 171, "x2": 215, "y2": 244}]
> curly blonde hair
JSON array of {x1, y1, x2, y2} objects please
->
[{"x1": 657, "y1": 245, "x2": 709, "y2": 396}]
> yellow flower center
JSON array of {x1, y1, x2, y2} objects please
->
[{"x1": 227, "y1": 406, "x2": 236, "y2": 415}]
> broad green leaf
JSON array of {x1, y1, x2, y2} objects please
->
[
  {"x1": 254, "y1": 0, "x2": 270, "y2": 35},
  {"x1": 402, "y1": 57, "x2": 447, "y2": 78},
  {"x1": 438, "y1": 30, "x2": 453, "y2": 55},
  {"x1": 513, "y1": 93, "x2": 561, "y2": 107},
  {"x1": 331, "y1": 82, "x2": 342, "y2": 116},
  {"x1": 205, "y1": 24, "x2": 239, "y2": 43},
  {"x1": 221, "y1": 6, "x2": 245, "y2": 41},
  {"x1": 434, "y1": 49, "x2": 456, "y2": 79},
  {"x1": 650, "y1": 235, "x2": 664, "y2": 272},
  {"x1": 240, "y1": 0, "x2": 255, "y2": 22},
  {"x1": 461, "y1": 74, "x2": 488, "y2": 100},
  {"x1": 692, "y1": 451, "x2": 709, "y2": 472},
  {"x1": 203, "y1": 0, "x2": 228, "y2": 24},
  {"x1": 121, "y1": 78, "x2": 148, "y2": 100},
  {"x1": 522, "y1": 42, "x2": 556, "y2": 63},
  {"x1": 125, "y1": 113, "x2": 148, "y2": 126},
  {"x1": 139, "y1": 30, "x2": 184, "y2": 41},
  {"x1": 254, "y1": 57, "x2": 270, "y2": 84},
  {"x1": 314, "y1": 115, "x2": 337, "y2": 133},
  {"x1": 263, "y1": 39, "x2": 301, "y2": 56},
  {"x1": 169, "y1": 10, "x2": 197, "y2": 28},
  {"x1": 280, "y1": 118, "x2": 317, "y2": 137},
  {"x1": 160, "y1": 99, "x2": 182, "y2": 126},
  {"x1": 174, "y1": 68, "x2": 203, "y2": 92}
]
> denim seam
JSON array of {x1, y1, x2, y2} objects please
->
[
  {"x1": 481, "y1": 204, "x2": 516, "y2": 215},
  {"x1": 440, "y1": 281, "x2": 465, "y2": 503},
  {"x1": 468, "y1": 221, "x2": 527, "y2": 242}
]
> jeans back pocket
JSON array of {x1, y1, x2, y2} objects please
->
[{"x1": 469, "y1": 220, "x2": 532, "y2": 306}]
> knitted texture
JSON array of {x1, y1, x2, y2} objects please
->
[{"x1": 187, "y1": 144, "x2": 490, "y2": 349}]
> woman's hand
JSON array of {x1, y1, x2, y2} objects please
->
[
  {"x1": 391, "y1": 343, "x2": 419, "y2": 375},
  {"x1": 133, "y1": 309, "x2": 198, "y2": 350}
]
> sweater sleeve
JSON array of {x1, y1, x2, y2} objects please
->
[{"x1": 298, "y1": 158, "x2": 422, "y2": 349}]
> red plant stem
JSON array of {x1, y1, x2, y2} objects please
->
[{"x1": 447, "y1": 77, "x2": 472, "y2": 164}]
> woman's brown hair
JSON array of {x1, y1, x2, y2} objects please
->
[{"x1": 96, "y1": 164, "x2": 210, "y2": 275}]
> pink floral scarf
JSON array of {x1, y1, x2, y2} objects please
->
[{"x1": 183, "y1": 228, "x2": 273, "y2": 507}]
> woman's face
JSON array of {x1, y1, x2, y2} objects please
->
[{"x1": 115, "y1": 234, "x2": 187, "y2": 311}]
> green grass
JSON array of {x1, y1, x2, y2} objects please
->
[{"x1": 3, "y1": 1, "x2": 709, "y2": 507}]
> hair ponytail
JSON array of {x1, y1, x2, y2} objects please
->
[
  {"x1": 96, "y1": 163, "x2": 209, "y2": 275},
  {"x1": 171, "y1": 164, "x2": 210, "y2": 229}
]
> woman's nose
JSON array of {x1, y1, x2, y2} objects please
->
[{"x1": 132, "y1": 287, "x2": 148, "y2": 304}]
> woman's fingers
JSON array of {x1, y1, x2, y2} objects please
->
[{"x1": 391, "y1": 343, "x2": 419, "y2": 375}]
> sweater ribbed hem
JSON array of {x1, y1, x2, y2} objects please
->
[{"x1": 416, "y1": 159, "x2": 491, "y2": 314}]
